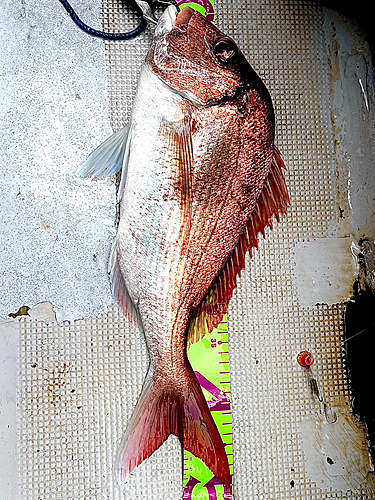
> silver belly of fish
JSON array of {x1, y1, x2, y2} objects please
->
[{"x1": 115, "y1": 66, "x2": 189, "y2": 355}]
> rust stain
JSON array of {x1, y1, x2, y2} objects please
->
[
  {"x1": 9, "y1": 305, "x2": 30, "y2": 318},
  {"x1": 47, "y1": 363, "x2": 69, "y2": 406}
]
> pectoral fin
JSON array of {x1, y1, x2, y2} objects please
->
[{"x1": 159, "y1": 117, "x2": 194, "y2": 238}]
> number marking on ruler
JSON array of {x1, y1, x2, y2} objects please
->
[{"x1": 183, "y1": 317, "x2": 233, "y2": 500}]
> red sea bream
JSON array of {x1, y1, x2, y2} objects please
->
[{"x1": 77, "y1": 5, "x2": 289, "y2": 487}]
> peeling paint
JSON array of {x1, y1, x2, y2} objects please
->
[
  {"x1": 28, "y1": 301, "x2": 57, "y2": 323},
  {"x1": 298, "y1": 409, "x2": 374, "y2": 493},
  {"x1": 292, "y1": 237, "x2": 358, "y2": 307},
  {"x1": 357, "y1": 240, "x2": 375, "y2": 293}
]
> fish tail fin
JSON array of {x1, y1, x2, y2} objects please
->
[
  {"x1": 115, "y1": 371, "x2": 170, "y2": 484},
  {"x1": 116, "y1": 366, "x2": 231, "y2": 486},
  {"x1": 181, "y1": 367, "x2": 231, "y2": 486}
]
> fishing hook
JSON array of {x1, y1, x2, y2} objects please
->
[
  {"x1": 137, "y1": 0, "x2": 181, "y2": 24},
  {"x1": 58, "y1": 0, "x2": 180, "y2": 39}
]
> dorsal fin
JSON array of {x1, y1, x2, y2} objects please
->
[{"x1": 187, "y1": 146, "x2": 290, "y2": 348}]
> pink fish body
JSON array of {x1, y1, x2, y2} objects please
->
[{"x1": 78, "y1": 5, "x2": 289, "y2": 488}]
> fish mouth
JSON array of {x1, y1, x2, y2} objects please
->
[
  {"x1": 154, "y1": 5, "x2": 194, "y2": 36},
  {"x1": 174, "y1": 6, "x2": 194, "y2": 30}
]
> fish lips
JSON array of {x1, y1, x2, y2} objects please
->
[
  {"x1": 155, "y1": 5, "x2": 194, "y2": 35},
  {"x1": 174, "y1": 5, "x2": 195, "y2": 31},
  {"x1": 149, "y1": 7, "x2": 251, "y2": 106}
]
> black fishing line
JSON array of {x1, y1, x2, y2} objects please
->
[
  {"x1": 58, "y1": 0, "x2": 147, "y2": 40},
  {"x1": 58, "y1": 1, "x2": 181, "y2": 40}
]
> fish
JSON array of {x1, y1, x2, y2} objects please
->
[{"x1": 77, "y1": 4, "x2": 289, "y2": 488}]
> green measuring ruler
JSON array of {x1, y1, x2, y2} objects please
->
[
  {"x1": 183, "y1": 316, "x2": 234, "y2": 500},
  {"x1": 175, "y1": 2, "x2": 234, "y2": 499},
  {"x1": 168, "y1": 1, "x2": 234, "y2": 497},
  {"x1": 178, "y1": 0, "x2": 215, "y2": 21}
]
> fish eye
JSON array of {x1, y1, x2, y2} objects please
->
[{"x1": 213, "y1": 39, "x2": 237, "y2": 62}]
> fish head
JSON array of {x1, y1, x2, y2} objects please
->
[{"x1": 146, "y1": 6, "x2": 265, "y2": 106}]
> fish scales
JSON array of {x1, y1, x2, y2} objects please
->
[{"x1": 77, "y1": 4, "x2": 289, "y2": 491}]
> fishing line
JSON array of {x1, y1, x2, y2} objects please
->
[
  {"x1": 58, "y1": 0, "x2": 180, "y2": 39},
  {"x1": 58, "y1": 0, "x2": 146, "y2": 39}
]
